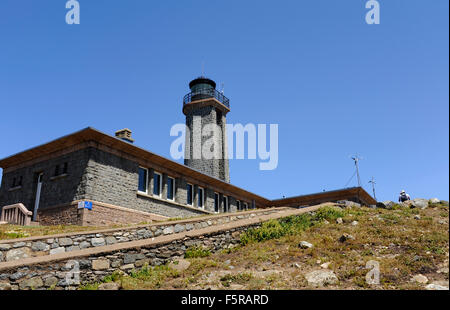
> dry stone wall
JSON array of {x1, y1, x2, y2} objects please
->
[{"x1": 0, "y1": 208, "x2": 283, "y2": 263}]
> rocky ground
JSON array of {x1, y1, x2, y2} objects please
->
[{"x1": 84, "y1": 199, "x2": 449, "y2": 290}]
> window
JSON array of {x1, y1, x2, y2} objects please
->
[
  {"x1": 138, "y1": 167, "x2": 148, "y2": 193},
  {"x1": 167, "y1": 177, "x2": 175, "y2": 201},
  {"x1": 223, "y1": 196, "x2": 228, "y2": 213},
  {"x1": 62, "y1": 162, "x2": 68, "y2": 174},
  {"x1": 18, "y1": 176, "x2": 22, "y2": 187},
  {"x1": 187, "y1": 184, "x2": 193, "y2": 205},
  {"x1": 153, "y1": 172, "x2": 162, "y2": 197},
  {"x1": 214, "y1": 193, "x2": 219, "y2": 213},
  {"x1": 198, "y1": 187, "x2": 204, "y2": 209},
  {"x1": 244, "y1": 202, "x2": 248, "y2": 210},
  {"x1": 236, "y1": 200, "x2": 241, "y2": 211},
  {"x1": 54, "y1": 165, "x2": 60, "y2": 176},
  {"x1": 12, "y1": 177, "x2": 16, "y2": 188}
]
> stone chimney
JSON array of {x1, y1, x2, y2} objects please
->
[{"x1": 115, "y1": 128, "x2": 134, "y2": 143}]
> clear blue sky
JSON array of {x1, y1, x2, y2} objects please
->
[{"x1": 0, "y1": 0, "x2": 448, "y2": 202}]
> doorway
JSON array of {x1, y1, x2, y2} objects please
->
[{"x1": 32, "y1": 173, "x2": 43, "y2": 221}]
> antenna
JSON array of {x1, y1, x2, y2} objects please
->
[
  {"x1": 201, "y1": 61, "x2": 205, "y2": 77},
  {"x1": 350, "y1": 155, "x2": 363, "y2": 187},
  {"x1": 368, "y1": 176, "x2": 377, "y2": 201},
  {"x1": 221, "y1": 83, "x2": 225, "y2": 94}
]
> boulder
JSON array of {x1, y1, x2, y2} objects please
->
[
  {"x1": 91, "y1": 238, "x2": 106, "y2": 247},
  {"x1": 49, "y1": 247, "x2": 65, "y2": 255},
  {"x1": 58, "y1": 238, "x2": 73, "y2": 246},
  {"x1": 0, "y1": 282, "x2": 12, "y2": 290},
  {"x1": 98, "y1": 282, "x2": 120, "y2": 290},
  {"x1": 163, "y1": 226, "x2": 174, "y2": 235},
  {"x1": 5, "y1": 247, "x2": 32, "y2": 262},
  {"x1": 414, "y1": 215, "x2": 421, "y2": 220},
  {"x1": 351, "y1": 221, "x2": 359, "y2": 226},
  {"x1": 411, "y1": 199, "x2": 429, "y2": 209},
  {"x1": 429, "y1": 198, "x2": 440, "y2": 204},
  {"x1": 305, "y1": 270, "x2": 338, "y2": 287},
  {"x1": 411, "y1": 274, "x2": 428, "y2": 284},
  {"x1": 169, "y1": 259, "x2": 191, "y2": 272},
  {"x1": 19, "y1": 277, "x2": 44, "y2": 290},
  {"x1": 92, "y1": 259, "x2": 110, "y2": 270},
  {"x1": 44, "y1": 276, "x2": 59, "y2": 287},
  {"x1": 0, "y1": 244, "x2": 12, "y2": 251},
  {"x1": 336, "y1": 218, "x2": 343, "y2": 224},
  {"x1": 298, "y1": 241, "x2": 314, "y2": 249},
  {"x1": 376, "y1": 201, "x2": 395, "y2": 209},
  {"x1": 31, "y1": 241, "x2": 50, "y2": 252},
  {"x1": 339, "y1": 233, "x2": 355, "y2": 243},
  {"x1": 425, "y1": 283, "x2": 449, "y2": 290}
]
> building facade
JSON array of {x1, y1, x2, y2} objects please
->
[{"x1": 0, "y1": 78, "x2": 377, "y2": 226}]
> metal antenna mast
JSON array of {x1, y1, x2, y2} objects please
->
[
  {"x1": 351, "y1": 155, "x2": 362, "y2": 187},
  {"x1": 368, "y1": 176, "x2": 377, "y2": 200}
]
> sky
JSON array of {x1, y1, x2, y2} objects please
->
[{"x1": 0, "y1": 0, "x2": 448, "y2": 202}]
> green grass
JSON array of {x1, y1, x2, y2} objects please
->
[
  {"x1": 240, "y1": 206, "x2": 346, "y2": 245},
  {"x1": 185, "y1": 245, "x2": 211, "y2": 258}
]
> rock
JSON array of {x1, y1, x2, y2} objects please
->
[
  {"x1": 351, "y1": 221, "x2": 359, "y2": 226},
  {"x1": 92, "y1": 259, "x2": 110, "y2": 270},
  {"x1": 169, "y1": 259, "x2": 191, "y2": 272},
  {"x1": 0, "y1": 244, "x2": 12, "y2": 251},
  {"x1": 298, "y1": 241, "x2": 313, "y2": 249},
  {"x1": 336, "y1": 218, "x2": 343, "y2": 224},
  {"x1": 163, "y1": 226, "x2": 174, "y2": 235},
  {"x1": 305, "y1": 270, "x2": 338, "y2": 287},
  {"x1": 377, "y1": 201, "x2": 395, "y2": 209},
  {"x1": 414, "y1": 215, "x2": 421, "y2": 220},
  {"x1": 186, "y1": 224, "x2": 194, "y2": 231},
  {"x1": 79, "y1": 241, "x2": 91, "y2": 249},
  {"x1": 31, "y1": 241, "x2": 50, "y2": 252},
  {"x1": 429, "y1": 198, "x2": 440, "y2": 204},
  {"x1": 19, "y1": 277, "x2": 44, "y2": 290},
  {"x1": 0, "y1": 282, "x2": 11, "y2": 290},
  {"x1": 323, "y1": 220, "x2": 329, "y2": 225},
  {"x1": 425, "y1": 283, "x2": 449, "y2": 290},
  {"x1": 9, "y1": 272, "x2": 27, "y2": 281},
  {"x1": 320, "y1": 262, "x2": 331, "y2": 269},
  {"x1": 339, "y1": 234, "x2": 355, "y2": 243},
  {"x1": 98, "y1": 282, "x2": 120, "y2": 290},
  {"x1": 44, "y1": 276, "x2": 59, "y2": 287},
  {"x1": 411, "y1": 274, "x2": 428, "y2": 284},
  {"x1": 0, "y1": 251, "x2": 3, "y2": 262},
  {"x1": 229, "y1": 284, "x2": 245, "y2": 290},
  {"x1": 12, "y1": 242, "x2": 26, "y2": 248},
  {"x1": 120, "y1": 264, "x2": 135, "y2": 270},
  {"x1": 174, "y1": 224, "x2": 185, "y2": 233},
  {"x1": 58, "y1": 238, "x2": 73, "y2": 246},
  {"x1": 105, "y1": 236, "x2": 117, "y2": 245},
  {"x1": 411, "y1": 199, "x2": 429, "y2": 209},
  {"x1": 91, "y1": 238, "x2": 105, "y2": 247},
  {"x1": 337, "y1": 200, "x2": 361, "y2": 208},
  {"x1": 5, "y1": 247, "x2": 32, "y2": 261},
  {"x1": 66, "y1": 246, "x2": 80, "y2": 252},
  {"x1": 49, "y1": 247, "x2": 65, "y2": 255}
]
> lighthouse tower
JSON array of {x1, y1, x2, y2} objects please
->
[{"x1": 183, "y1": 77, "x2": 230, "y2": 183}]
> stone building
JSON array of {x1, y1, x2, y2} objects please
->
[{"x1": 0, "y1": 77, "x2": 376, "y2": 226}]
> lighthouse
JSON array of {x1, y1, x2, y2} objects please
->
[{"x1": 183, "y1": 77, "x2": 230, "y2": 183}]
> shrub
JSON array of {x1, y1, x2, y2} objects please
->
[{"x1": 185, "y1": 245, "x2": 211, "y2": 258}]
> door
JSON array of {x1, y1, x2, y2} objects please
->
[{"x1": 32, "y1": 173, "x2": 43, "y2": 221}]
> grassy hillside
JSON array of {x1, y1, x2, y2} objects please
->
[{"x1": 81, "y1": 201, "x2": 449, "y2": 290}]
